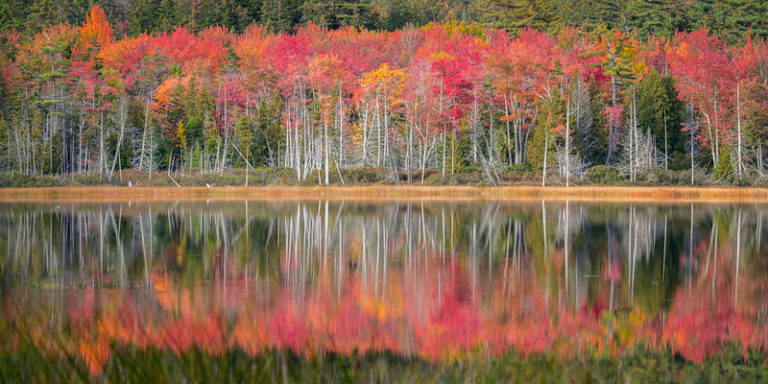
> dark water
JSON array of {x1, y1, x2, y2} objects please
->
[{"x1": 1, "y1": 200, "x2": 767, "y2": 374}]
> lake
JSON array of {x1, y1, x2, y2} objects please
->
[{"x1": 1, "y1": 199, "x2": 767, "y2": 381}]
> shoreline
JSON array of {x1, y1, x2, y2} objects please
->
[{"x1": 1, "y1": 185, "x2": 768, "y2": 203}]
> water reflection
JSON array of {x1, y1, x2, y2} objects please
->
[{"x1": 1, "y1": 200, "x2": 767, "y2": 373}]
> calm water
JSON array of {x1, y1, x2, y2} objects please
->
[{"x1": 1, "y1": 200, "x2": 767, "y2": 374}]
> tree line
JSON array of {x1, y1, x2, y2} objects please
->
[
  {"x1": 1, "y1": 0, "x2": 767, "y2": 44},
  {"x1": 1, "y1": 6, "x2": 767, "y2": 185}
]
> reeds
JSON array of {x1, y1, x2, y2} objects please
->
[{"x1": 2, "y1": 185, "x2": 768, "y2": 203}]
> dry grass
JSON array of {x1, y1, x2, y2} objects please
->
[{"x1": 1, "y1": 185, "x2": 768, "y2": 203}]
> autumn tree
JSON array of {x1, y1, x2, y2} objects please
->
[
  {"x1": 79, "y1": 5, "x2": 113, "y2": 55},
  {"x1": 583, "y1": 28, "x2": 638, "y2": 166},
  {"x1": 668, "y1": 30, "x2": 736, "y2": 178}
]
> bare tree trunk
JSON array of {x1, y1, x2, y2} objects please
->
[
  {"x1": 139, "y1": 97, "x2": 150, "y2": 173},
  {"x1": 691, "y1": 127, "x2": 695, "y2": 186},
  {"x1": 407, "y1": 103, "x2": 415, "y2": 184},
  {"x1": 632, "y1": 88, "x2": 639, "y2": 181},
  {"x1": 565, "y1": 93, "x2": 571, "y2": 187},
  {"x1": 606, "y1": 74, "x2": 619, "y2": 165},
  {"x1": 109, "y1": 95, "x2": 128, "y2": 182},
  {"x1": 78, "y1": 113, "x2": 84, "y2": 173},
  {"x1": 442, "y1": 131, "x2": 446, "y2": 178},
  {"x1": 338, "y1": 87, "x2": 344, "y2": 168},
  {"x1": 488, "y1": 109, "x2": 494, "y2": 165},
  {"x1": 362, "y1": 99, "x2": 369, "y2": 166},
  {"x1": 232, "y1": 141, "x2": 254, "y2": 187},
  {"x1": 713, "y1": 91, "x2": 720, "y2": 166},
  {"x1": 384, "y1": 88, "x2": 390, "y2": 169},
  {"x1": 440, "y1": 81, "x2": 445, "y2": 178},
  {"x1": 472, "y1": 86, "x2": 478, "y2": 163},
  {"x1": 97, "y1": 97, "x2": 104, "y2": 178},
  {"x1": 324, "y1": 116, "x2": 329, "y2": 185},
  {"x1": 736, "y1": 82, "x2": 743, "y2": 184},
  {"x1": 504, "y1": 94, "x2": 512, "y2": 166},
  {"x1": 376, "y1": 96, "x2": 381, "y2": 167},
  {"x1": 451, "y1": 129, "x2": 455, "y2": 175},
  {"x1": 664, "y1": 110, "x2": 669, "y2": 171}
]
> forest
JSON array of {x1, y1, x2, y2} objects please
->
[{"x1": 1, "y1": 2, "x2": 768, "y2": 186}]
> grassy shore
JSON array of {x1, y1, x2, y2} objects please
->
[
  {"x1": 2, "y1": 185, "x2": 768, "y2": 203},
  {"x1": 2, "y1": 168, "x2": 768, "y2": 203}
]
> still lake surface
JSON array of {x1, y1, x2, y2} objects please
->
[{"x1": 1, "y1": 199, "x2": 767, "y2": 374}]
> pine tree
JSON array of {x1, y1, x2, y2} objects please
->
[
  {"x1": 479, "y1": 0, "x2": 560, "y2": 34},
  {"x1": 234, "y1": 115, "x2": 255, "y2": 166},
  {"x1": 626, "y1": 0, "x2": 686, "y2": 38},
  {"x1": 336, "y1": 0, "x2": 374, "y2": 29},
  {"x1": 713, "y1": 0, "x2": 768, "y2": 44},
  {"x1": 575, "y1": 0, "x2": 628, "y2": 31},
  {"x1": 585, "y1": 77, "x2": 609, "y2": 166},
  {"x1": 381, "y1": 0, "x2": 411, "y2": 31},
  {"x1": 526, "y1": 96, "x2": 562, "y2": 175},
  {"x1": 25, "y1": 0, "x2": 61, "y2": 33},
  {"x1": 300, "y1": 0, "x2": 374, "y2": 30},
  {"x1": 714, "y1": 144, "x2": 734, "y2": 182},
  {"x1": 261, "y1": 0, "x2": 302, "y2": 32},
  {"x1": 129, "y1": 0, "x2": 181, "y2": 35},
  {"x1": 636, "y1": 69, "x2": 686, "y2": 169},
  {"x1": 300, "y1": 0, "x2": 334, "y2": 28},
  {"x1": 0, "y1": 0, "x2": 26, "y2": 32},
  {"x1": 685, "y1": 0, "x2": 716, "y2": 33},
  {"x1": 254, "y1": 94, "x2": 284, "y2": 167}
]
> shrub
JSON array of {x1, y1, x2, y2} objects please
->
[
  {"x1": 505, "y1": 163, "x2": 533, "y2": 176},
  {"x1": 639, "y1": 168, "x2": 690, "y2": 185},
  {"x1": 424, "y1": 172, "x2": 483, "y2": 186},
  {"x1": 343, "y1": 168, "x2": 388, "y2": 184},
  {"x1": 0, "y1": 173, "x2": 62, "y2": 187},
  {"x1": 460, "y1": 163, "x2": 484, "y2": 174},
  {"x1": 586, "y1": 166, "x2": 626, "y2": 185}
]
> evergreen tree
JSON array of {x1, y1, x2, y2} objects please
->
[
  {"x1": 586, "y1": 77, "x2": 610, "y2": 166},
  {"x1": 566, "y1": 0, "x2": 628, "y2": 31},
  {"x1": 341, "y1": 0, "x2": 376, "y2": 29},
  {"x1": 165, "y1": 79, "x2": 215, "y2": 152},
  {"x1": 380, "y1": 0, "x2": 412, "y2": 31},
  {"x1": 62, "y1": 0, "x2": 95, "y2": 28},
  {"x1": 0, "y1": 0, "x2": 25, "y2": 33},
  {"x1": 183, "y1": 0, "x2": 256, "y2": 32},
  {"x1": 713, "y1": 0, "x2": 768, "y2": 44},
  {"x1": 301, "y1": 0, "x2": 375, "y2": 30},
  {"x1": 129, "y1": 0, "x2": 180, "y2": 35},
  {"x1": 479, "y1": 0, "x2": 560, "y2": 34},
  {"x1": 714, "y1": 144, "x2": 734, "y2": 182},
  {"x1": 300, "y1": 0, "x2": 335, "y2": 28},
  {"x1": 685, "y1": 0, "x2": 716, "y2": 32},
  {"x1": 234, "y1": 115, "x2": 254, "y2": 165},
  {"x1": 25, "y1": 0, "x2": 61, "y2": 33},
  {"x1": 261, "y1": 0, "x2": 302, "y2": 32},
  {"x1": 636, "y1": 69, "x2": 686, "y2": 169},
  {"x1": 527, "y1": 95, "x2": 562, "y2": 175},
  {"x1": 626, "y1": 0, "x2": 687, "y2": 38},
  {"x1": 253, "y1": 94, "x2": 284, "y2": 167},
  {"x1": 230, "y1": 0, "x2": 263, "y2": 32}
]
